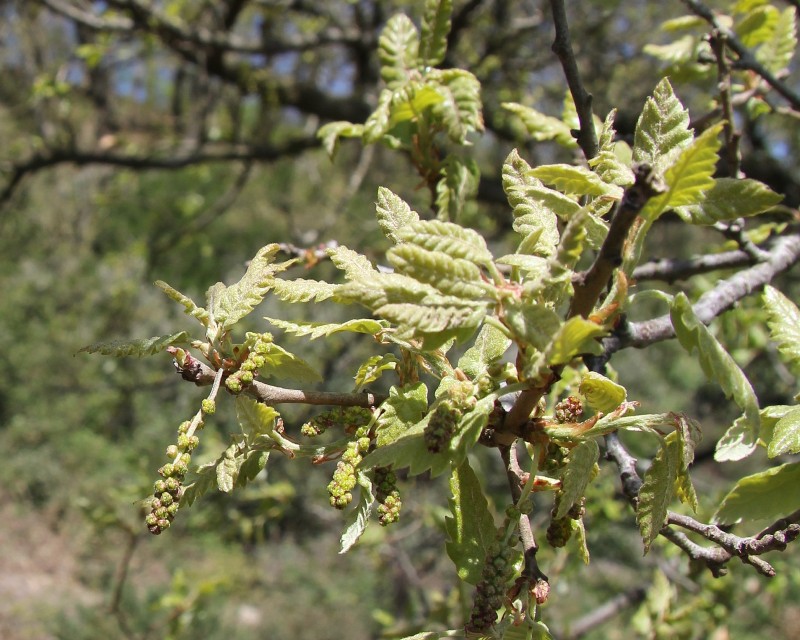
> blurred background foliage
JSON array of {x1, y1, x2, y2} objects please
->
[{"x1": 0, "y1": 1, "x2": 798, "y2": 638}]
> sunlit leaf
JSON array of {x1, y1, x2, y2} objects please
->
[
  {"x1": 340, "y1": 472, "x2": 375, "y2": 554},
  {"x1": 579, "y1": 371, "x2": 627, "y2": 414},
  {"x1": 670, "y1": 293, "x2": 760, "y2": 460},
  {"x1": 632, "y1": 78, "x2": 693, "y2": 176},
  {"x1": 79, "y1": 331, "x2": 191, "y2": 357},
  {"x1": 445, "y1": 458, "x2": 496, "y2": 584},
  {"x1": 556, "y1": 440, "x2": 600, "y2": 519},
  {"x1": 763, "y1": 285, "x2": 800, "y2": 375},
  {"x1": 419, "y1": 0, "x2": 452, "y2": 67},
  {"x1": 637, "y1": 436, "x2": 678, "y2": 552},
  {"x1": 714, "y1": 462, "x2": 800, "y2": 524},
  {"x1": 378, "y1": 14, "x2": 419, "y2": 88},
  {"x1": 675, "y1": 177, "x2": 782, "y2": 225},
  {"x1": 767, "y1": 405, "x2": 800, "y2": 458},
  {"x1": 376, "y1": 187, "x2": 420, "y2": 243}
]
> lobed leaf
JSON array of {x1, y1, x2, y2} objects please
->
[
  {"x1": 530, "y1": 164, "x2": 624, "y2": 199},
  {"x1": 503, "y1": 301, "x2": 563, "y2": 353},
  {"x1": 632, "y1": 78, "x2": 693, "y2": 177},
  {"x1": 675, "y1": 177, "x2": 782, "y2": 225},
  {"x1": 756, "y1": 7, "x2": 796, "y2": 73},
  {"x1": 207, "y1": 244, "x2": 287, "y2": 338},
  {"x1": 328, "y1": 245, "x2": 379, "y2": 282},
  {"x1": 502, "y1": 150, "x2": 560, "y2": 256},
  {"x1": 375, "y1": 300, "x2": 487, "y2": 335},
  {"x1": 502, "y1": 102, "x2": 576, "y2": 147},
  {"x1": 763, "y1": 285, "x2": 800, "y2": 375},
  {"x1": 637, "y1": 436, "x2": 679, "y2": 552},
  {"x1": 430, "y1": 69, "x2": 484, "y2": 142},
  {"x1": 154, "y1": 280, "x2": 210, "y2": 326},
  {"x1": 363, "y1": 89, "x2": 394, "y2": 143},
  {"x1": 590, "y1": 110, "x2": 635, "y2": 187},
  {"x1": 556, "y1": 440, "x2": 600, "y2": 519},
  {"x1": 445, "y1": 458, "x2": 497, "y2": 585},
  {"x1": 714, "y1": 462, "x2": 800, "y2": 524},
  {"x1": 641, "y1": 123, "x2": 723, "y2": 221},
  {"x1": 354, "y1": 353, "x2": 399, "y2": 389},
  {"x1": 339, "y1": 472, "x2": 375, "y2": 554},
  {"x1": 670, "y1": 293, "x2": 760, "y2": 461},
  {"x1": 270, "y1": 277, "x2": 338, "y2": 303},
  {"x1": 767, "y1": 405, "x2": 800, "y2": 458},
  {"x1": 374, "y1": 382, "x2": 429, "y2": 447},
  {"x1": 457, "y1": 324, "x2": 512, "y2": 378},
  {"x1": 435, "y1": 155, "x2": 480, "y2": 222},
  {"x1": 376, "y1": 187, "x2": 420, "y2": 243},
  {"x1": 419, "y1": 0, "x2": 452, "y2": 67},
  {"x1": 79, "y1": 331, "x2": 191, "y2": 357},
  {"x1": 395, "y1": 219, "x2": 493, "y2": 266},
  {"x1": 235, "y1": 395, "x2": 280, "y2": 438},
  {"x1": 378, "y1": 14, "x2": 419, "y2": 89},
  {"x1": 258, "y1": 341, "x2": 322, "y2": 382},
  {"x1": 387, "y1": 244, "x2": 491, "y2": 299},
  {"x1": 317, "y1": 121, "x2": 364, "y2": 158},
  {"x1": 264, "y1": 317, "x2": 385, "y2": 341}
]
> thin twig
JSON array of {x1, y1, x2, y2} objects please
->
[{"x1": 548, "y1": 0, "x2": 599, "y2": 160}]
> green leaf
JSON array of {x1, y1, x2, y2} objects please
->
[
  {"x1": 387, "y1": 244, "x2": 490, "y2": 299},
  {"x1": 714, "y1": 462, "x2": 800, "y2": 524},
  {"x1": 354, "y1": 354, "x2": 398, "y2": 389},
  {"x1": 363, "y1": 88, "x2": 394, "y2": 143},
  {"x1": 641, "y1": 123, "x2": 723, "y2": 221},
  {"x1": 736, "y1": 5, "x2": 778, "y2": 47},
  {"x1": 763, "y1": 285, "x2": 800, "y2": 375},
  {"x1": 317, "y1": 121, "x2": 364, "y2": 158},
  {"x1": 503, "y1": 301, "x2": 563, "y2": 353},
  {"x1": 590, "y1": 110, "x2": 635, "y2": 187},
  {"x1": 767, "y1": 405, "x2": 800, "y2": 458},
  {"x1": 637, "y1": 436, "x2": 679, "y2": 552},
  {"x1": 445, "y1": 458, "x2": 497, "y2": 585},
  {"x1": 329, "y1": 245, "x2": 379, "y2": 282},
  {"x1": 632, "y1": 78, "x2": 693, "y2": 177},
  {"x1": 361, "y1": 416, "x2": 449, "y2": 477},
  {"x1": 79, "y1": 331, "x2": 191, "y2": 357},
  {"x1": 235, "y1": 395, "x2": 280, "y2": 437},
  {"x1": 375, "y1": 300, "x2": 487, "y2": 339},
  {"x1": 715, "y1": 415, "x2": 760, "y2": 462},
  {"x1": 376, "y1": 187, "x2": 420, "y2": 243},
  {"x1": 756, "y1": 7, "x2": 796, "y2": 73},
  {"x1": 395, "y1": 219, "x2": 494, "y2": 266},
  {"x1": 375, "y1": 382, "x2": 429, "y2": 447},
  {"x1": 264, "y1": 317, "x2": 385, "y2": 340},
  {"x1": 339, "y1": 472, "x2": 375, "y2": 554},
  {"x1": 258, "y1": 342, "x2": 322, "y2": 382},
  {"x1": 154, "y1": 280, "x2": 210, "y2": 326},
  {"x1": 502, "y1": 150, "x2": 560, "y2": 257},
  {"x1": 546, "y1": 316, "x2": 607, "y2": 366},
  {"x1": 217, "y1": 444, "x2": 241, "y2": 493},
  {"x1": 182, "y1": 459, "x2": 219, "y2": 507},
  {"x1": 670, "y1": 293, "x2": 760, "y2": 460},
  {"x1": 430, "y1": 69, "x2": 484, "y2": 142},
  {"x1": 435, "y1": 155, "x2": 480, "y2": 221},
  {"x1": 675, "y1": 177, "x2": 782, "y2": 225},
  {"x1": 670, "y1": 422, "x2": 699, "y2": 513},
  {"x1": 270, "y1": 277, "x2": 338, "y2": 303},
  {"x1": 530, "y1": 164, "x2": 624, "y2": 199},
  {"x1": 457, "y1": 324, "x2": 512, "y2": 378},
  {"x1": 419, "y1": 0, "x2": 452, "y2": 66},
  {"x1": 207, "y1": 244, "x2": 286, "y2": 338},
  {"x1": 579, "y1": 371, "x2": 627, "y2": 414},
  {"x1": 556, "y1": 440, "x2": 600, "y2": 519},
  {"x1": 378, "y1": 14, "x2": 419, "y2": 88},
  {"x1": 502, "y1": 102, "x2": 577, "y2": 147}
]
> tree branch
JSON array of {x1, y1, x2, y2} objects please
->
[
  {"x1": 604, "y1": 432, "x2": 800, "y2": 577},
  {"x1": 548, "y1": 0, "x2": 599, "y2": 160},
  {"x1": 605, "y1": 228, "x2": 800, "y2": 352},
  {"x1": 176, "y1": 354, "x2": 386, "y2": 409},
  {"x1": 683, "y1": 0, "x2": 800, "y2": 111}
]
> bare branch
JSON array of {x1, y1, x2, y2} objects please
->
[
  {"x1": 177, "y1": 354, "x2": 386, "y2": 409},
  {"x1": 606, "y1": 229, "x2": 800, "y2": 352},
  {"x1": 683, "y1": 0, "x2": 800, "y2": 111},
  {"x1": 548, "y1": 0, "x2": 599, "y2": 160}
]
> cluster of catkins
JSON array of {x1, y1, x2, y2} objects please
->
[
  {"x1": 225, "y1": 333, "x2": 272, "y2": 393},
  {"x1": 424, "y1": 380, "x2": 476, "y2": 453},
  {"x1": 546, "y1": 494, "x2": 586, "y2": 548},
  {"x1": 327, "y1": 426, "x2": 371, "y2": 508},
  {"x1": 466, "y1": 530, "x2": 518, "y2": 633},
  {"x1": 373, "y1": 466, "x2": 401, "y2": 525},
  {"x1": 144, "y1": 407, "x2": 208, "y2": 534}
]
